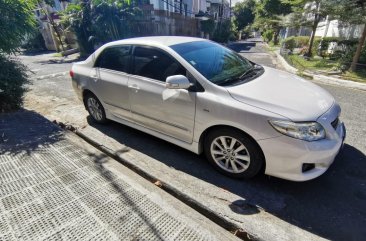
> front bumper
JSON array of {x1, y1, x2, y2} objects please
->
[{"x1": 258, "y1": 105, "x2": 346, "y2": 181}]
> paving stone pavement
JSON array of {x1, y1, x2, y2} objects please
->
[{"x1": 0, "y1": 110, "x2": 238, "y2": 241}]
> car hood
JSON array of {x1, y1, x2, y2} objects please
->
[{"x1": 226, "y1": 67, "x2": 335, "y2": 121}]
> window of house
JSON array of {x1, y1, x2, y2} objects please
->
[
  {"x1": 95, "y1": 46, "x2": 131, "y2": 72},
  {"x1": 133, "y1": 46, "x2": 186, "y2": 82}
]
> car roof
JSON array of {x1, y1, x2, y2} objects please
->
[{"x1": 105, "y1": 36, "x2": 204, "y2": 48}]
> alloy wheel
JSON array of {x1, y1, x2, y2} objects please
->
[
  {"x1": 210, "y1": 136, "x2": 251, "y2": 173},
  {"x1": 87, "y1": 97, "x2": 103, "y2": 121}
]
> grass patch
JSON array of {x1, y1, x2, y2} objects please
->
[
  {"x1": 52, "y1": 52, "x2": 62, "y2": 57},
  {"x1": 284, "y1": 54, "x2": 366, "y2": 83},
  {"x1": 265, "y1": 43, "x2": 280, "y2": 52},
  {"x1": 341, "y1": 69, "x2": 366, "y2": 83},
  {"x1": 287, "y1": 54, "x2": 337, "y2": 71}
]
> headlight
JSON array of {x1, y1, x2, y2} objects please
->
[{"x1": 269, "y1": 120, "x2": 325, "y2": 141}]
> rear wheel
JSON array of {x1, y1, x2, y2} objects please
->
[
  {"x1": 204, "y1": 128, "x2": 264, "y2": 179},
  {"x1": 84, "y1": 93, "x2": 107, "y2": 123}
]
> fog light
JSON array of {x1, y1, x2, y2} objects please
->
[{"x1": 302, "y1": 163, "x2": 315, "y2": 172}]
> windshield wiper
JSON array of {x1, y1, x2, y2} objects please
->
[
  {"x1": 237, "y1": 66, "x2": 255, "y2": 80},
  {"x1": 217, "y1": 65, "x2": 258, "y2": 86}
]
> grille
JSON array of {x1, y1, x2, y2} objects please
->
[{"x1": 331, "y1": 117, "x2": 339, "y2": 130}]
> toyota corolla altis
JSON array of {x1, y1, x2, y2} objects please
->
[{"x1": 71, "y1": 36, "x2": 346, "y2": 181}]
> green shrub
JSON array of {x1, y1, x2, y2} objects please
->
[
  {"x1": 282, "y1": 36, "x2": 296, "y2": 51},
  {"x1": 359, "y1": 44, "x2": 366, "y2": 64},
  {"x1": 21, "y1": 29, "x2": 47, "y2": 52},
  {"x1": 0, "y1": 55, "x2": 29, "y2": 112},
  {"x1": 282, "y1": 36, "x2": 310, "y2": 50},
  {"x1": 312, "y1": 37, "x2": 322, "y2": 56},
  {"x1": 212, "y1": 20, "x2": 233, "y2": 43},
  {"x1": 262, "y1": 30, "x2": 274, "y2": 42},
  {"x1": 319, "y1": 37, "x2": 358, "y2": 59},
  {"x1": 335, "y1": 46, "x2": 357, "y2": 71},
  {"x1": 294, "y1": 36, "x2": 309, "y2": 47}
]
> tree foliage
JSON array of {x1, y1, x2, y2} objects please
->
[
  {"x1": 201, "y1": 19, "x2": 216, "y2": 36},
  {"x1": 284, "y1": 0, "x2": 335, "y2": 56},
  {"x1": 254, "y1": 0, "x2": 293, "y2": 44},
  {"x1": 0, "y1": 0, "x2": 36, "y2": 111},
  {"x1": 326, "y1": 0, "x2": 366, "y2": 71},
  {"x1": 61, "y1": 0, "x2": 142, "y2": 56},
  {"x1": 0, "y1": 0, "x2": 36, "y2": 54},
  {"x1": 257, "y1": 0, "x2": 292, "y2": 17},
  {"x1": 0, "y1": 56, "x2": 29, "y2": 112},
  {"x1": 212, "y1": 20, "x2": 237, "y2": 43},
  {"x1": 233, "y1": 0, "x2": 256, "y2": 31}
]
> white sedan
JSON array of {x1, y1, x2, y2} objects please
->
[{"x1": 71, "y1": 36, "x2": 346, "y2": 181}]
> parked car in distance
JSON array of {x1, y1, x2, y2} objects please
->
[{"x1": 70, "y1": 36, "x2": 346, "y2": 181}]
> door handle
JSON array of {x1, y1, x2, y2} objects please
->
[
  {"x1": 128, "y1": 84, "x2": 140, "y2": 90},
  {"x1": 90, "y1": 75, "x2": 98, "y2": 81}
]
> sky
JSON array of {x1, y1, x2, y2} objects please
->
[{"x1": 230, "y1": 0, "x2": 244, "y2": 7}]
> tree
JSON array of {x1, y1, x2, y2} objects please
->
[
  {"x1": 284, "y1": 0, "x2": 334, "y2": 57},
  {"x1": 330, "y1": 0, "x2": 366, "y2": 71},
  {"x1": 61, "y1": 0, "x2": 94, "y2": 56},
  {"x1": 37, "y1": 0, "x2": 66, "y2": 52},
  {"x1": 200, "y1": 19, "x2": 216, "y2": 39},
  {"x1": 0, "y1": 0, "x2": 36, "y2": 54},
  {"x1": 0, "y1": 0, "x2": 36, "y2": 111},
  {"x1": 254, "y1": 0, "x2": 292, "y2": 44},
  {"x1": 233, "y1": 0, "x2": 256, "y2": 31},
  {"x1": 61, "y1": 0, "x2": 142, "y2": 56}
]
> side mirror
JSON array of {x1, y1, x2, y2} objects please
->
[{"x1": 166, "y1": 75, "x2": 191, "y2": 89}]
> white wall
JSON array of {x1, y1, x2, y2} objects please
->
[{"x1": 315, "y1": 20, "x2": 365, "y2": 39}]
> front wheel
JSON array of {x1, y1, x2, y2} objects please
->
[
  {"x1": 85, "y1": 93, "x2": 107, "y2": 124},
  {"x1": 204, "y1": 128, "x2": 264, "y2": 179}
]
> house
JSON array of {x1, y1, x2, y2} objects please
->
[
  {"x1": 282, "y1": 2, "x2": 365, "y2": 40},
  {"x1": 315, "y1": 17, "x2": 365, "y2": 39},
  {"x1": 37, "y1": 0, "x2": 232, "y2": 51},
  {"x1": 206, "y1": 0, "x2": 230, "y2": 21}
]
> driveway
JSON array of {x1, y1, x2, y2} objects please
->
[{"x1": 22, "y1": 47, "x2": 366, "y2": 240}]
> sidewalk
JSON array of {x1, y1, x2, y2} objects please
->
[{"x1": 0, "y1": 110, "x2": 239, "y2": 241}]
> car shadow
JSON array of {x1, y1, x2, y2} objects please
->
[
  {"x1": 87, "y1": 117, "x2": 366, "y2": 241},
  {"x1": 19, "y1": 50, "x2": 55, "y2": 56}
]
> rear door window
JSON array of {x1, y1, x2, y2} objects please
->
[
  {"x1": 95, "y1": 45, "x2": 131, "y2": 73},
  {"x1": 132, "y1": 46, "x2": 186, "y2": 82}
]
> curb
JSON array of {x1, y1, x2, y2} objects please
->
[
  {"x1": 74, "y1": 129, "x2": 256, "y2": 241},
  {"x1": 273, "y1": 50, "x2": 366, "y2": 91}
]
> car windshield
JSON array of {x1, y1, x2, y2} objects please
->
[{"x1": 170, "y1": 41, "x2": 254, "y2": 85}]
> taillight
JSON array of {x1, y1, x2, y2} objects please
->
[{"x1": 69, "y1": 70, "x2": 74, "y2": 78}]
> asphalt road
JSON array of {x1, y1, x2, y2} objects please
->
[
  {"x1": 22, "y1": 43, "x2": 366, "y2": 240},
  {"x1": 17, "y1": 51, "x2": 73, "y2": 77}
]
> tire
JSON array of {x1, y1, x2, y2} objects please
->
[
  {"x1": 204, "y1": 128, "x2": 264, "y2": 179},
  {"x1": 84, "y1": 93, "x2": 107, "y2": 124}
]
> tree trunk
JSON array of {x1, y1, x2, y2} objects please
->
[
  {"x1": 38, "y1": 1, "x2": 65, "y2": 52},
  {"x1": 273, "y1": 28, "x2": 280, "y2": 45},
  {"x1": 350, "y1": 24, "x2": 366, "y2": 72},
  {"x1": 305, "y1": 15, "x2": 319, "y2": 57},
  {"x1": 50, "y1": 19, "x2": 65, "y2": 52}
]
